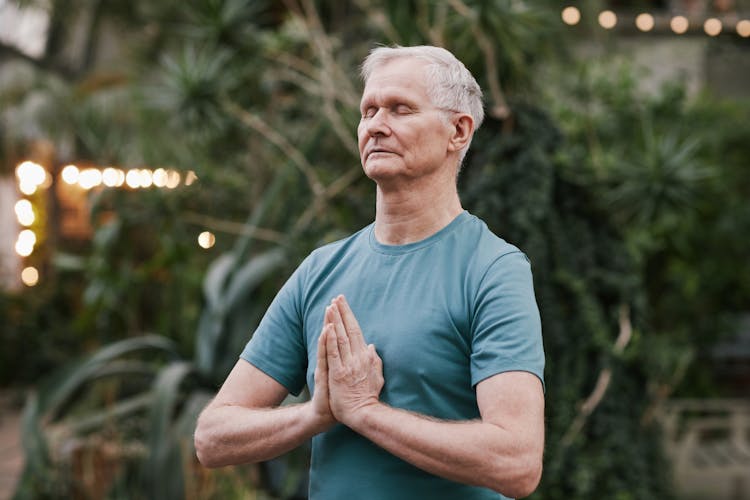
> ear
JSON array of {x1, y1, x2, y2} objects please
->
[{"x1": 446, "y1": 113, "x2": 475, "y2": 155}]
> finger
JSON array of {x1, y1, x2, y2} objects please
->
[
  {"x1": 317, "y1": 328, "x2": 329, "y2": 377},
  {"x1": 330, "y1": 301, "x2": 353, "y2": 363},
  {"x1": 368, "y1": 344, "x2": 382, "y2": 368},
  {"x1": 323, "y1": 303, "x2": 335, "y2": 327},
  {"x1": 325, "y1": 321, "x2": 344, "y2": 371},
  {"x1": 335, "y1": 296, "x2": 367, "y2": 352}
]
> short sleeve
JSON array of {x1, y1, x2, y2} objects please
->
[
  {"x1": 470, "y1": 251, "x2": 545, "y2": 390},
  {"x1": 240, "y1": 260, "x2": 309, "y2": 396}
]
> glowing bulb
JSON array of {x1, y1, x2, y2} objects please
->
[
  {"x1": 16, "y1": 161, "x2": 46, "y2": 186},
  {"x1": 139, "y1": 169, "x2": 153, "y2": 188},
  {"x1": 61, "y1": 165, "x2": 80, "y2": 184},
  {"x1": 15, "y1": 230, "x2": 36, "y2": 257},
  {"x1": 19, "y1": 180, "x2": 37, "y2": 195},
  {"x1": 125, "y1": 169, "x2": 141, "y2": 188},
  {"x1": 21, "y1": 266, "x2": 39, "y2": 286},
  {"x1": 198, "y1": 231, "x2": 216, "y2": 249},
  {"x1": 18, "y1": 229, "x2": 37, "y2": 246},
  {"x1": 102, "y1": 167, "x2": 120, "y2": 187},
  {"x1": 635, "y1": 13, "x2": 654, "y2": 32},
  {"x1": 165, "y1": 170, "x2": 181, "y2": 189},
  {"x1": 185, "y1": 171, "x2": 198, "y2": 186},
  {"x1": 14, "y1": 200, "x2": 35, "y2": 226},
  {"x1": 704, "y1": 18, "x2": 722, "y2": 36},
  {"x1": 671, "y1": 16, "x2": 689, "y2": 34},
  {"x1": 152, "y1": 168, "x2": 167, "y2": 187},
  {"x1": 561, "y1": 6, "x2": 580, "y2": 26},
  {"x1": 114, "y1": 169, "x2": 125, "y2": 187},
  {"x1": 598, "y1": 10, "x2": 617, "y2": 29},
  {"x1": 738, "y1": 20, "x2": 750, "y2": 37},
  {"x1": 78, "y1": 168, "x2": 102, "y2": 190}
]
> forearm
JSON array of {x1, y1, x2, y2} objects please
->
[
  {"x1": 195, "y1": 400, "x2": 326, "y2": 468},
  {"x1": 348, "y1": 403, "x2": 542, "y2": 498}
]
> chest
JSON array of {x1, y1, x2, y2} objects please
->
[{"x1": 302, "y1": 258, "x2": 478, "y2": 415}]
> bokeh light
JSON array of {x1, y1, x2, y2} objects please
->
[
  {"x1": 198, "y1": 231, "x2": 216, "y2": 249},
  {"x1": 635, "y1": 13, "x2": 655, "y2": 32},
  {"x1": 561, "y1": 7, "x2": 581, "y2": 26},
  {"x1": 14, "y1": 200, "x2": 35, "y2": 226},
  {"x1": 738, "y1": 20, "x2": 750, "y2": 37},
  {"x1": 598, "y1": 10, "x2": 617, "y2": 30},
  {"x1": 671, "y1": 16, "x2": 689, "y2": 34},
  {"x1": 21, "y1": 266, "x2": 39, "y2": 286},
  {"x1": 704, "y1": 18, "x2": 723, "y2": 36}
]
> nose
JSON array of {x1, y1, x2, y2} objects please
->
[{"x1": 364, "y1": 108, "x2": 392, "y2": 137}]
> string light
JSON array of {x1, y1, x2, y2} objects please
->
[
  {"x1": 198, "y1": 231, "x2": 216, "y2": 249},
  {"x1": 561, "y1": 6, "x2": 581, "y2": 26},
  {"x1": 152, "y1": 168, "x2": 167, "y2": 187},
  {"x1": 14, "y1": 200, "x2": 35, "y2": 227},
  {"x1": 738, "y1": 20, "x2": 750, "y2": 37},
  {"x1": 102, "y1": 167, "x2": 121, "y2": 187},
  {"x1": 21, "y1": 267, "x2": 39, "y2": 287},
  {"x1": 15, "y1": 229, "x2": 36, "y2": 257},
  {"x1": 61, "y1": 165, "x2": 80, "y2": 184},
  {"x1": 16, "y1": 161, "x2": 46, "y2": 186},
  {"x1": 78, "y1": 168, "x2": 103, "y2": 190},
  {"x1": 636, "y1": 13, "x2": 655, "y2": 32},
  {"x1": 165, "y1": 170, "x2": 181, "y2": 189},
  {"x1": 139, "y1": 169, "x2": 154, "y2": 188},
  {"x1": 671, "y1": 15, "x2": 689, "y2": 34},
  {"x1": 704, "y1": 18, "x2": 723, "y2": 36},
  {"x1": 598, "y1": 10, "x2": 617, "y2": 29},
  {"x1": 185, "y1": 171, "x2": 198, "y2": 186},
  {"x1": 125, "y1": 169, "x2": 142, "y2": 189}
]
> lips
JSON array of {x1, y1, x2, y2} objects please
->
[{"x1": 366, "y1": 147, "x2": 397, "y2": 159}]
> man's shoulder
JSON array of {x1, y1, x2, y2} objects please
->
[{"x1": 460, "y1": 213, "x2": 524, "y2": 265}]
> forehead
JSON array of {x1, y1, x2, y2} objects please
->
[{"x1": 360, "y1": 58, "x2": 431, "y2": 105}]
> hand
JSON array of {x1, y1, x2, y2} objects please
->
[
  {"x1": 325, "y1": 295, "x2": 384, "y2": 426},
  {"x1": 310, "y1": 320, "x2": 336, "y2": 431}
]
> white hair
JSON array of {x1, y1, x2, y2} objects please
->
[{"x1": 361, "y1": 45, "x2": 485, "y2": 165}]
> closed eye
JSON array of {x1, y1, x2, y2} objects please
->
[
  {"x1": 360, "y1": 103, "x2": 415, "y2": 120},
  {"x1": 392, "y1": 104, "x2": 413, "y2": 115}
]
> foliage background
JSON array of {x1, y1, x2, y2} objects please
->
[{"x1": 1, "y1": 0, "x2": 748, "y2": 498}]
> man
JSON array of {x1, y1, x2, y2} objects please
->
[{"x1": 195, "y1": 45, "x2": 545, "y2": 500}]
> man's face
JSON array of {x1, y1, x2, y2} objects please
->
[{"x1": 357, "y1": 58, "x2": 454, "y2": 184}]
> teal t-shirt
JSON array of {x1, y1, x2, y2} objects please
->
[{"x1": 241, "y1": 211, "x2": 545, "y2": 500}]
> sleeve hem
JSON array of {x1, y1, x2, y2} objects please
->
[
  {"x1": 240, "y1": 354, "x2": 304, "y2": 397},
  {"x1": 472, "y1": 367, "x2": 546, "y2": 394}
]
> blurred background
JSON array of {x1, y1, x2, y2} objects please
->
[{"x1": 1, "y1": 0, "x2": 749, "y2": 498}]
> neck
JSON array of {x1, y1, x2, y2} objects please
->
[{"x1": 373, "y1": 175, "x2": 463, "y2": 246}]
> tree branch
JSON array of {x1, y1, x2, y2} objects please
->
[
  {"x1": 447, "y1": 0, "x2": 511, "y2": 120},
  {"x1": 181, "y1": 212, "x2": 286, "y2": 244},
  {"x1": 223, "y1": 100, "x2": 325, "y2": 197},
  {"x1": 561, "y1": 304, "x2": 633, "y2": 447}
]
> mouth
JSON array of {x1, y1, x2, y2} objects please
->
[{"x1": 367, "y1": 148, "x2": 396, "y2": 159}]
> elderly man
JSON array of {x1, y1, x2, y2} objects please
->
[{"x1": 195, "y1": 45, "x2": 545, "y2": 500}]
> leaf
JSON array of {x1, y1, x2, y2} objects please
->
[
  {"x1": 143, "y1": 361, "x2": 195, "y2": 499},
  {"x1": 195, "y1": 249, "x2": 286, "y2": 379},
  {"x1": 223, "y1": 247, "x2": 286, "y2": 310},
  {"x1": 37, "y1": 335, "x2": 178, "y2": 421},
  {"x1": 202, "y1": 252, "x2": 236, "y2": 310}
]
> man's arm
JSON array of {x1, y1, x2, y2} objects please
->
[
  {"x1": 194, "y1": 331, "x2": 335, "y2": 468},
  {"x1": 326, "y1": 296, "x2": 545, "y2": 499}
]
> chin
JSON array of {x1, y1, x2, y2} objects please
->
[{"x1": 364, "y1": 160, "x2": 401, "y2": 179}]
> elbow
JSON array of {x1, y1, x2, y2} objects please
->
[
  {"x1": 194, "y1": 415, "x2": 229, "y2": 469},
  {"x1": 194, "y1": 424, "x2": 219, "y2": 468},
  {"x1": 513, "y1": 458, "x2": 543, "y2": 498},
  {"x1": 488, "y1": 455, "x2": 543, "y2": 499}
]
